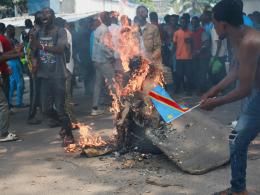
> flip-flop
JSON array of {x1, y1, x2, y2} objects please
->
[
  {"x1": 213, "y1": 188, "x2": 233, "y2": 195},
  {"x1": 0, "y1": 133, "x2": 18, "y2": 142}
]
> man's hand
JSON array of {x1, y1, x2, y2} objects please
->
[
  {"x1": 201, "y1": 87, "x2": 219, "y2": 101},
  {"x1": 200, "y1": 98, "x2": 219, "y2": 111}
]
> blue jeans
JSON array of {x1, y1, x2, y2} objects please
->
[
  {"x1": 229, "y1": 89, "x2": 260, "y2": 192},
  {"x1": 7, "y1": 59, "x2": 24, "y2": 106}
]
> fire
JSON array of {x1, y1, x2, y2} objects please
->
[
  {"x1": 65, "y1": 123, "x2": 109, "y2": 153},
  {"x1": 65, "y1": 13, "x2": 165, "y2": 153},
  {"x1": 78, "y1": 123, "x2": 107, "y2": 148}
]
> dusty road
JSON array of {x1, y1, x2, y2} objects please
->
[{"x1": 0, "y1": 82, "x2": 259, "y2": 195}]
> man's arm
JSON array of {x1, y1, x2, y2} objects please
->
[
  {"x1": 201, "y1": 41, "x2": 258, "y2": 109},
  {"x1": 0, "y1": 52, "x2": 23, "y2": 62}
]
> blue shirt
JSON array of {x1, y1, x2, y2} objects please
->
[
  {"x1": 243, "y1": 15, "x2": 254, "y2": 27},
  {"x1": 203, "y1": 22, "x2": 214, "y2": 35}
]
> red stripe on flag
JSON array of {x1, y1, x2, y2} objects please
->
[{"x1": 148, "y1": 91, "x2": 188, "y2": 112}]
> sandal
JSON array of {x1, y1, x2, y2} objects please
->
[
  {"x1": 213, "y1": 188, "x2": 233, "y2": 195},
  {"x1": 0, "y1": 133, "x2": 18, "y2": 142}
]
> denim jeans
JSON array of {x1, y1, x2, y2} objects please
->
[
  {"x1": 229, "y1": 89, "x2": 260, "y2": 192},
  {"x1": 0, "y1": 85, "x2": 9, "y2": 135},
  {"x1": 7, "y1": 59, "x2": 24, "y2": 106},
  {"x1": 28, "y1": 74, "x2": 41, "y2": 120}
]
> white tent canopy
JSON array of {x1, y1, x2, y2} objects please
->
[{"x1": 0, "y1": 12, "x2": 98, "y2": 27}]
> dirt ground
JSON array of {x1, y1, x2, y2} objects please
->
[{"x1": 0, "y1": 80, "x2": 259, "y2": 195}]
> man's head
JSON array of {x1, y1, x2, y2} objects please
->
[
  {"x1": 169, "y1": 14, "x2": 179, "y2": 26},
  {"x1": 212, "y1": 0, "x2": 243, "y2": 39},
  {"x1": 191, "y1": 16, "x2": 200, "y2": 30},
  {"x1": 164, "y1": 14, "x2": 170, "y2": 24},
  {"x1": 6, "y1": 25, "x2": 15, "y2": 38},
  {"x1": 202, "y1": 10, "x2": 212, "y2": 24},
  {"x1": 180, "y1": 16, "x2": 189, "y2": 30},
  {"x1": 253, "y1": 11, "x2": 260, "y2": 24},
  {"x1": 110, "y1": 11, "x2": 119, "y2": 25},
  {"x1": 0, "y1": 23, "x2": 6, "y2": 34},
  {"x1": 100, "y1": 11, "x2": 111, "y2": 26},
  {"x1": 149, "y1": 12, "x2": 158, "y2": 24},
  {"x1": 25, "y1": 19, "x2": 33, "y2": 29},
  {"x1": 41, "y1": 7, "x2": 55, "y2": 27},
  {"x1": 183, "y1": 13, "x2": 191, "y2": 23},
  {"x1": 136, "y1": 5, "x2": 148, "y2": 21}
]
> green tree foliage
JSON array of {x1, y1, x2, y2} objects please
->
[
  {"x1": 0, "y1": 0, "x2": 27, "y2": 15},
  {"x1": 170, "y1": 0, "x2": 220, "y2": 15},
  {"x1": 130, "y1": 0, "x2": 156, "y2": 11}
]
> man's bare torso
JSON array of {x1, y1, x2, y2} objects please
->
[{"x1": 236, "y1": 27, "x2": 260, "y2": 90}]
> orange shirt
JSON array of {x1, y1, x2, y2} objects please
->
[{"x1": 173, "y1": 29, "x2": 193, "y2": 60}]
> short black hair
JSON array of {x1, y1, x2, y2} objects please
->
[
  {"x1": 136, "y1": 5, "x2": 148, "y2": 13},
  {"x1": 183, "y1": 13, "x2": 191, "y2": 22},
  {"x1": 213, "y1": 0, "x2": 243, "y2": 27},
  {"x1": 25, "y1": 19, "x2": 33, "y2": 29},
  {"x1": 164, "y1": 14, "x2": 170, "y2": 23},
  {"x1": 99, "y1": 11, "x2": 110, "y2": 25},
  {"x1": 0, "y1": 23, "x2": 6, "y2": 34},
  {"x1": 149, "y1": 12, "x2": 158, "y2": 22}
]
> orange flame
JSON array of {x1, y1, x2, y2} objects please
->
[{"x1": 78, "y1": 123, "x2": 107, "y2": 148}]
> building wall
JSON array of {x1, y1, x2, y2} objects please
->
[{"x1": 74, "y1": 0, "x2": 137, "y2": 18}]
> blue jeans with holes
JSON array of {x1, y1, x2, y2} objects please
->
[{"x1": 229, "y1": 89, "x2": 260, "y2": 192}]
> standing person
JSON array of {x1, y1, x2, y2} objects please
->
[
  {"x1": 91, "y1": 11, "x2": 117, "y2": 116},
  {"x1": 0, "y1": 23, "x2": 12, "y2": 102},
  {"x1": 173, "y1": 16, "x2": 193, "y2": 95},
  {"x1": 0, "y1": 42, "x2": 23, "y2": 142},
  {"x1": 191, "y1": 16, "x2": 211, "y2": 94},
  {"x1": 210, "y1": 27, "x2": 228, "y2": 86},
  {"x1": 76, "y1": 18, "x2": 94, "y2": 95},
  {"x1": 109, "y1": 11, "x2": 124, "y2": 88},
  {"x1": 135, "y1": 6, "x2": 162, "y2": 70},
  {"x1": 202, "y1": 10, "x2": 214, "y2": 35},
  {"x1": 31, "y1": 8, "x2": 74, "y2": 146},
  {"x1": 6, "y1": 25, "x2": 25, "y2": 108},
  {"x1": 20, "y1": 19, "x2": 33, "y2": 44},
  {"x1": 56, "y1": 17, "x2": 78, "y2": 125},
  {"x1": 201, "y1": 0, "x2": 260, "y2": 194},
  {"x1": 27, "y1": 11, "x2": 42, "y2": 125}
]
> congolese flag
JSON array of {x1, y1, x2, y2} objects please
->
[{"x1": 148, "y1": 86, "x2": 190, "y2": 123}]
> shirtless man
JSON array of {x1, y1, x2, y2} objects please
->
[{"x1": 200, "y1": 0, "x2": 260, "y2": 195}]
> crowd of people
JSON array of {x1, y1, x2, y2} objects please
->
[{"x1": 0, "y1": 1, "x2": 259, "y2": 145}]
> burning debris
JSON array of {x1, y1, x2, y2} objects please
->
[{"x1": 64, "y1": 12, "x2": 230, "y2": 175}]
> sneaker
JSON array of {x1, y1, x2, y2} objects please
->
[
  {"x1": 62, "y1": 135, "x2": 75, "y2": 147},
  {"x1": 90, "y1": 109, "x2": 104, "y2": 116},
  {"x1": 230, "y1": 120, "x2": 238, "y2": 129},
  {"x1": 0, "y1": 132, "x2": 18, "y2": 142}
]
